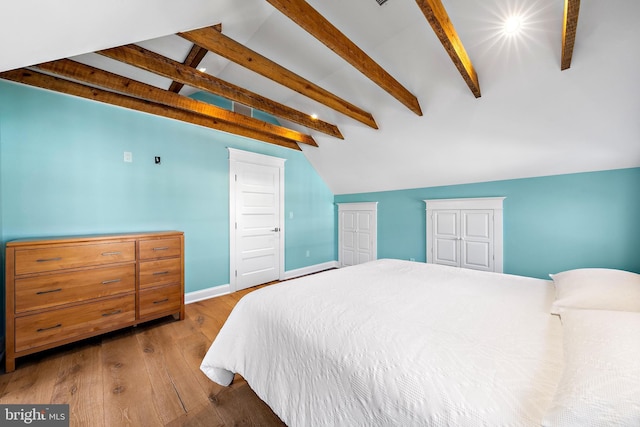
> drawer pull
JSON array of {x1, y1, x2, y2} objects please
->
[
  {"x1": 37, "y1": 323, "x2": 62, "y2": 332},
  {"x1": 101, "y1": 251, "x2": 122, "y2": 256},
  {"x1": 36, "y1": 288, "x2": 62, "y2": 295},
  {"x1": 153, "y1": 298, "x2": 170, "y2": 305},
  {"x1": 152, "y1": 247, "x2": 169, "y2": 251},
  {"x1": 153, "y1": 271, "x2": 169, "y2": 276},
  {"x1": 102, "y1": 309, "x2": 122, "y2": 317},
  {"x1": 101, "y1": 279, "x2": 122, "y2": 285},
  {"x1": 36, "y1": 257, "x2": 62, "y2": 263}
]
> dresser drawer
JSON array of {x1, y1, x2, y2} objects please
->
[
  {"x1": 139, "y1": 258, "x2": 182, "y2": 289},
  {"x1": 14, "y1": 294, "x2": 135, "y2": 353},
  {"x1": 14, "y1": 241, "x2": 135, "y2": 275},
  {"x1": 139, "y1": 237, "x2": 181, "y2": 260},
  {"x1": 15, "y1": 264, "x2": 136, "y2": 314},
  {"x1": 139, "y1": 284, "x2": 182, "y2": 319}
]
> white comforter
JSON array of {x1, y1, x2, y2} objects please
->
[{"x1": 201, "y1": 259, "x2": 564, "y2": 426}]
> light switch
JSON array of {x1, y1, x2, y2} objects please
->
[{"x1": 124, "y1": 151, "x2": 132, "y2": 163}]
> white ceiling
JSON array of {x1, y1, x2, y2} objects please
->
[{"x1": 2, "y1": 0, "x2": 639, "y2": 194}]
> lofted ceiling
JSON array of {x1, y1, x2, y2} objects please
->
[{"x1": 1, "y1": 0, "x2": 639, "y2": 194}]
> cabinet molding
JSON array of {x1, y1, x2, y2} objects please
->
[
  {"x1": 5, "y1": 231, "x2": 184, "y2": 372},
  {"x1": 424, "y1": 197, "x2": 505, "y2": 211}
]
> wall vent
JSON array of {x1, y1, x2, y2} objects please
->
[{"x1": 233, "y1": 102, "x2": 252, "y2": 117}]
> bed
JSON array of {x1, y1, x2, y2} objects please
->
[{"x1": 201, "y1": 259, "x2": 640, "y2": 427}]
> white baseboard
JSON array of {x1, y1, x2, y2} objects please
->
[
  {"x1": 282, "y1": 260, "x2": 339, "y2": 281},
  {"x1": 185, "y1": 284, "x2": 231, "y2": 304},
  {"x1": 185, "y1": 260, "x2": 338, "y2": 304}
]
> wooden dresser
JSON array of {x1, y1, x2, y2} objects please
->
[{"x1": 4, "y1": 231, "x2": 184, "y2": 372}]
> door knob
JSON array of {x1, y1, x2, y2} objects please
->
[{"x1": 271, "y1": 227, "x2": 280, "y2": 232}]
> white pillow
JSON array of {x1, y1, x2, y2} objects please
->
[
  {"x1": 542, "y1": 309, "x2": 640, "y2": 427},
  {"x1": 549, "y1": 268, "x2": 640, "y2": 315}
]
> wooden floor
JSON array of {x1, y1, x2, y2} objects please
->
[{"x1": 0, "y1": 284, "x2": 287, "y2": 427}]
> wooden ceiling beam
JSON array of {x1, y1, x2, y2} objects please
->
[
  {"x1": 265, "y1": 0, "x2": 422, "y2": 116},
  {"x1": 0, "y1": 69, "x2": 301, "y2": 151},
  {"x1": 168, "y1": 23, "x2": 222, "y2": 93},
  {"x1": 179, "y1": 26, "x2": 378, "y2": 129},
  {"x1": 34, "y1": 59, "x2": 317, "y2": 146},
  {"x1": 98, "y1": 44, "x2": 343, "y2": 139},
  {"x1": 168, "y1": 44, "x2": 209, "y2": 93},
  {"x1": 415, "y1": 0, "x2": 481, "y2": 98},
  {"x1": 561, "y1": 0, "x2": 581, "y2": 70}
]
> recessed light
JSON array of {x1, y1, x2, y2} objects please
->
[
  {"x1": 198, "y1": 67, "x2": 207, "y2": 72},
  {"x1": 503, "y1": 15, "x2": 522, "y2": 35},
  {"x1": 310, "y1": 114, "x2": 318, "y2": 120}
]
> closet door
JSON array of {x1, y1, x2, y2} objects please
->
[
  {"x1": 340, "y1": 210, "x2": 358, "y2": 267},
  {"x1": 432, "y1": 210, "x2": 460, "y2": 267},
  {"x1": 355, "y1": 211, "x2": 374, "y2": 264},
  {"x1": 460, "y1": 210, "x2": 494, "y2": 272},
  {"x1": 425, "y1": 198, "x2": 505, "y2": 273},
  {"x1": 338, "y1": 202, "x2": 378, "y2": 268}
]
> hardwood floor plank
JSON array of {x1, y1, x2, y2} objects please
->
[
  {"x1": 0, "y1": 365, "x2": 14, "y2": 398},
  {"x1": 234, "y1": 378, "x2": 286, "y2": 426},
  {"x1": 0, "y1": 348, "x2": 63, "y2": 404},
  {"x1": 101, "y1": 330, "x2": 164, "y2": 426},
  {"x1": 164, "y1": 401, "x2": 225, "y2": 427},
  {"x1": 186, "y1": 300, "x2": 230, "y2": 342},
  {"x1": 138, "y1": 323, "x2": 217, "y2": 425},
  {"x1": 50, "y1": 341, "x2": 104, "y2": 427},
  {"x1": 171, "y1": 327, "x2": 227, "y2": 400},
  {"x1": 209, "y1": 375, "x2": 285, "y2": 426},
  {"x1": 136, "y1": 328, "x2": 190, "y2": 424}
]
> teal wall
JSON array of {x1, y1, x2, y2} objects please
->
[
  {"x1": 0, "y1": 80, "x2": 336, "y2": 294},
  {"x1": 1, "y1": 79, "x2": 638, "y2": 291},
  {"x1": 335, "y1": 168, "x2": 640, "y2": 279}
]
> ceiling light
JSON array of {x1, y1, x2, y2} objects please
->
[
  {"x1": 503, "y1": 16, "x2": 522, "y2": 35},
  {"x1": 198, "y1": 67, "x2": 207, "y2": 72},
  {"x1": 310, "y1": 113, "x2": 318, "y2": 120}
]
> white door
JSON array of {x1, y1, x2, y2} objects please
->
[
  {"x1": 460, "y1": 210, "x2": 494, "y2": 272},
  {"x1": 432, "y1": 210, "x2": 460, "y2": 267},
  {"x1": 229, "y1": 148, "x2": 285, "y2": 291},
  {"x1": 340, "y1": 210, "x2": 375, "y2": 267},
  {"x1": 355, "y1": 211, "x2": 374, "y2": 264},
  {"x1": 340, "y1": 210, "x2": 357, "y2": 267},
  {"x1": 338, "y1": 202, "x2": 378, "y2": 267}
]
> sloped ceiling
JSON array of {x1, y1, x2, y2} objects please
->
[{"x1": 1, "y1": 0, "x2": 639, "y2": 194}]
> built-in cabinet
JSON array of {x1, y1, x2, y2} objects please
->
[
  {"x1": 425, "y1": 198, "x2": 504, "y2": 273},
  {"x1": 5, "y1": 231, "x2": 184, "y2": 372},
  {"x1": 338, "y1": 202, "x2": 378, "y2": 267}
]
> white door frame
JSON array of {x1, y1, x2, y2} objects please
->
[{"x1": 228, "y1": 148, "x2": 286, "y2": 291}]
